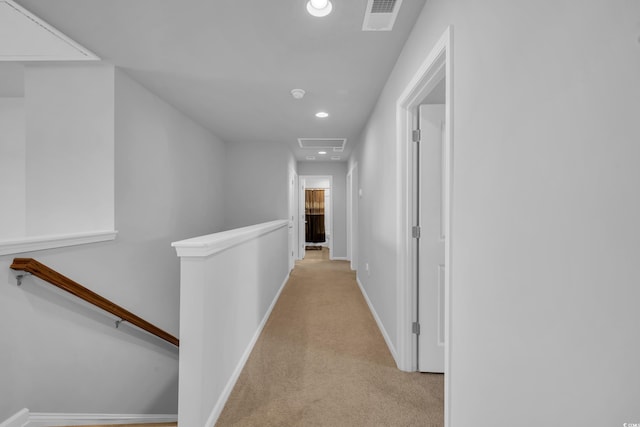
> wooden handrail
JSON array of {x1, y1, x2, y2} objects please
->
[{"x1": 11, "y1": 258, "x2": 179, "y2": 347}]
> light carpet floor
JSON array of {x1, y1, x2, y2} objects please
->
[{"x1": 216, "y1": 248, "x2": 444, "y2": 426}]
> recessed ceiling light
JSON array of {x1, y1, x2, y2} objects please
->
[
  {"x1": 315, "y1": 112, "x2": 329, "y2": 118},
  {"x1": 307, "y1": 0, "x2": 333, "y2": 17},
  {"x1": 318, "y1": 151, "x2": 327, "y2": 154}
]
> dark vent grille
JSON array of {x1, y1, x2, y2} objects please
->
[{"x1": 371, "y1": 0, "x2": 396, "y2": 13}]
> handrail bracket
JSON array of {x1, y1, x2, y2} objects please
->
[{"x1": 16, "y1": 272, "x2": 31, "y2": 286}]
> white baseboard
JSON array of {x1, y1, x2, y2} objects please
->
[
  {"x1": 204, "y1": 272, "x2": 291, "y2": 427},
  {"x1": 330, "y1": 256, "x2": 348, "y2": 261},
  {"x1": 356, "y1": 276, "x2": 399, "y2": 363},
  {"x1": 22, "y1": 411, "x2": 176, "y2": 426}
]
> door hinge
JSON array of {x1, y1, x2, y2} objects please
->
[
  {"x1": 412, "y1": 225, "x2": 421, "y2": 239},
  {"x1": 412, "y1": 129, "x2": 421, "y2": 143},
  {"x1": 412, "y1": 322, "x2": 421, "y2": 335}
]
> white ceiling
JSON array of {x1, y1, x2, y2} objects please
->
[
  {"x1": 0, "y1": 0, "x2": 98, "y2": 60},
  {"x1": 12, "y1": 0, "x2": 426, "y2": 161}
]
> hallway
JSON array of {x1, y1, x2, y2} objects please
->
[{"x1": 216, "y1": 248, "x2": 443, "y2": 426}]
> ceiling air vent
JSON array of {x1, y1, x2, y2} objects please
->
[
  {"x1": 362, "y1": 0, "x2": 403, "y2": 32},
  {"x1": 298, "y1": 138, "x2": 347, "y2": 152}
]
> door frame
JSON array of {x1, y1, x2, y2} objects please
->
[
  {"x1": 347, "y1": 162, "x2": 358, "y2": 270},
  {"x1": 288, "y1": 167, "x2": 298, "y2": 271},
  {"x1": 395, "y1": 25, "x2": 453, "y2": 425},
  {"x1": 299, "y1": 175, "x2": 334, "y2": 259}
]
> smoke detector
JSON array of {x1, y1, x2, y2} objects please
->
[
  {"x1": 291, "y1": 88, "x2": 305, "y2": 100},
  {"x1": 362, "y1": 0, "x2": 403, "y2": 31}
]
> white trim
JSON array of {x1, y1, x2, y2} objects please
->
[
  {"x1": 299, "y1": 175, "x2": 334, "y2": 260},
  {"x1": 172, "y1": 220, "x2": 288, "y2": 258},
  {"x1": 330, "y1": 256, "x2": 348, "y2": 261},
  {"x1": 0, "y1": 230, "x2": 118, "y2": 256},
  {"x1": 25, "y1": 412, "x2": 176, "y2": 426},
  {"x1": 356, "y1": 276, "x2": 398, "y2": 363},
  {"x1": 1, "y1": 410, "x2": 177, "y2": 427},
  {"x1": 346, "y1": 169, "x2": 352, "y2": 264},
  {"x1": 395, "y1": 25, "x2": 453, "y2": 426},
  {"x1": 0, "y1": 408, "x2": 28, "y2": 427},
  {"x1": 289, "y1": 167, "x2": 299, "y2": 270},
  {"x1": 298, "y1": 177, "x2": 306, "y2": 260},
  {"x1": 347, "y1": 162, "x2": 358, "y2": 271},
  {"x1": 204, "y1": 273, "x2": 290, "y2": 427}
]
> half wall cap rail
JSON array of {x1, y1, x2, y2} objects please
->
[
  {"x1": 172, "y1": 219, "x2": 289, "y2": 258},
  {"x1": 10, "y1": 258, "x2": 179, "y2": 347}
]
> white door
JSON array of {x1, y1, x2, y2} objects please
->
[
  {"x1": 288, "y1": 170, "x2": 297, "y2": 270},
  {"x1": 298, "y1": 178, "x2": 306, "y2": 259},
  {"x1": 350, "y1": 165, "x2": 358, "y2": 271},
  {"x1": 417, "y1": 104, "x2": 446, "y2": 373}
]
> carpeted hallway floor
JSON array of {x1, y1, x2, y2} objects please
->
[{"x1": 216, "y1": 248, "x2": 444, "y2": 426}]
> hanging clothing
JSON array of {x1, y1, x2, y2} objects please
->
[{"x1": 305, "y1": 189, "x2": 325, "y2": 243}]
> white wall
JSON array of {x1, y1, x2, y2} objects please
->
[
  {"x1": 0, "y1": 63, "x2": 24, "y2": 97},
  {"x1": 0, "y1": 98, "x2": 26, "y2": 238},
  {"x1": 351, "y1": 0, "x2": 640, "y2": 425},
  {"x1": 223, "y1": 142, "x2": 295, "y2": 229},
  {"x1": 304, "y1": 177, "x2": 330, "y2": 188},
  {"x1": 298, "y1": 162, "x2": 348, "y2": 259},
  {"x1": 0, "y1": 69, "x2": 227, "y2": 420},
  {"x1": 0, "y1": 64, "x2": 115, "y2": 242},
  {"x1": 25, "y1": 64, "x2": 115, "y2": 237}
]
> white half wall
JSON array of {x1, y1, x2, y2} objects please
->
[
  {"x1": 0, "y1": 69, "x2": 227, "y2": 420},
  {"x1": 173, "y1": 220, "x2": 290, "y2": 426},
  {"x1": 350, "y1": 0, "x2": 640, "y2": 425}
]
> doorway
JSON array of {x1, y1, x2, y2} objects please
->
[
  {"x1": 416, "y1": 101, "x2": 446, "y2": 373},
  {"x1": 298, "y1": 175, "x2": 333, "y2": 260},
  {"x1": 347, "y1": 163, "x2": 358, "y2": 271},
  {"x1": 396, "y1": 25, "x2": 453, "y2": 425},
  {"x1": 288, "y1": 168, "x2": 298, "y2": 272}
]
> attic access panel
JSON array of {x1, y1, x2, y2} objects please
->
[{"x1": 298, "y1": 138, "x2": 346, "y2": 152}]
